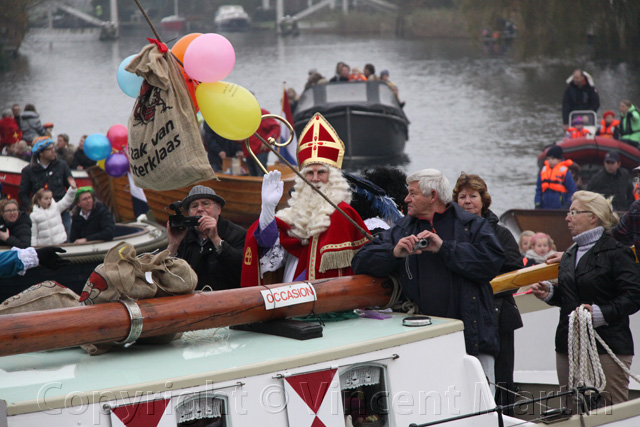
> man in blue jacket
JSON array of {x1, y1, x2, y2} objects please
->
[{"x1": 352, "y1": 168, "x2": 504, "y2": 385}]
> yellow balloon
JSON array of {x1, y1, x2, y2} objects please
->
[
  {"x1": 196, "y1": 81, "x2": 261, "y2": 140},
  {"x1": 97, "y1": 159, "x2": 106, "y2": 170}
]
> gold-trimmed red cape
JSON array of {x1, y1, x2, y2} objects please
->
[{"x1": 241, "y1": 202, "x2": 369, "y2": 287}]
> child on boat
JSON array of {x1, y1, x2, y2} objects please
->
[
  {"x1": 30, "y1": 184, "x2": 77, "y2": 246},
  {"x1": 518, "y1": 230, "x2": 534, "y2": 256},
  {"x1": 524, "y1": 232, "x2": 556, "y2": 265}
]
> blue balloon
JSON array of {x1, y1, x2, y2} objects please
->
[
  {"x1": 117, "y1": 54, "x2": 143, "y2": 98},
  {"x1": 84, "y1": 133, "x2": 112, "y2": 161}
]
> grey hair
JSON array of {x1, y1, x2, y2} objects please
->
[
  {"x1": 572, "y1": 190, "x2": 619, "y2": 230},
  {"x1": 406, "y1": 169, "x2": 452, "y2": 204},
  {"x1": 2, "y1": 109, "x2": 12, "y2": 118}
]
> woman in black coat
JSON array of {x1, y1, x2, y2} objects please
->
[
  {"x1": 453, "y1": 173, "x2": 524, "y2": 414},
  {"x1": 532, "y1": 191, "x2": 640, "y2": 406},
  {"x1": 0, "y1": 199, "x2": 32, "y2": 248}
]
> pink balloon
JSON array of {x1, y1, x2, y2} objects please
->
[
  {"x1": 107, "y1": 124, "x2": 128, "y2": 151},
  {"x1": 183, "y1": 33, "x2": 235, "y2": 83}
]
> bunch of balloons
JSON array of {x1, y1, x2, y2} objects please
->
[
  {"x1": 85, "y1": 124, "x2": 130, "y2": 178},
  {"x1": 176, "y1": 32, "x2": 262, "y2": 141},
  {"x1": 116, "y1": 33, "x2": 262, "y2": 142}
]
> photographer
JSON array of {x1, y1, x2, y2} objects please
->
[
  {"x1": 352, "y1": 169, "x2": 504, "y2": 385},
  {"x1": 167, "y1": 186, "x2": 246, "y2": 291}
]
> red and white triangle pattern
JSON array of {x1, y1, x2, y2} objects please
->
[
  {"x1": 109, "y1": 398, "x2": 174, "y2": 427},
  {"x1": 284, "y1": 369, "x2": 345, "y2": 427}
]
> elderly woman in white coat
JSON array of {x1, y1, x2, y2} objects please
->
[{"x1": 30, "y1": 184, "x2": 77, "y2": 245}]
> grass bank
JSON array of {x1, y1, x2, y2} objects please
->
[{"x1": 331, "y1": 8, "x2": 469, "y2": 38}]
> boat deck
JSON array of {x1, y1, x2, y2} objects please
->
[{"x1": 0, "y1": 314, "x2": 462, "y2": 415}]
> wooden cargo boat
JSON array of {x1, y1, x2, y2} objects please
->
[
  {"x1": 293, "y1": 81, "x2": 410, "y2": 167},
  {"x1": 86, "y1": 164, "x2": 297, "y2": 227}
]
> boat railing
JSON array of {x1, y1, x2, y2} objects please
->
[{"x1": 408, "y1": 387, "x2": 597, "y2": 427}]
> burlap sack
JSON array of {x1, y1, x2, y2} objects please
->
[
  {"x1": 80, "y1": 242, "x2": 197, "y2": 305},
  {"x1": 126, "y1": 41, "x2": 215, "y2": 190},
  {"x1": 0, "y1": 281, "x2": 80, "y2": 315},
  {"x1": 79, "y1": 242, "x2": 197, "y2": 355},
  {"x1": 137, "y1": 250, "x2": 198, "y2": 297}
]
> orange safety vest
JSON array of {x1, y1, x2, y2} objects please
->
[
  {"x1": 540, "y1": 159, "x2": 573, "y2": 193},
  {"x1": 349, "y1": 73, "x2": 367, "y2": 82},
  {"x1": 566, "y1": 127, "x2": 591, "y2": 139},
  {"x1": 599, "y1": 119, "x2": 620, "y2": 138}
]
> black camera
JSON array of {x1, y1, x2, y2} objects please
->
[
  {"x1": 168, "y1": 201, "x2": 202, "y2": 230},
  {"x1": 413, "y1": 238, "x2": 430, "y2": 251}
]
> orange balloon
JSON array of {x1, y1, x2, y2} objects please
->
[{"x1": 171, "y1": 33, "x2": 202, "y2": 64}]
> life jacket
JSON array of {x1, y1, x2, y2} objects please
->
[
  {"x1": 349, "y1": 73, "x2": 367, "y2": 82},
  {"x1": 599, "y1": 119, "x2": 620, "y2": 138},
  {"x1": 619, "y1": 106, "x2": 640, "y2": 138},
  {"x1": 540, "y1": 159, "x2": 573, "y2": 193},
  {"x1": 566, "y1": 127, "x2": 591, "y2": 139}
]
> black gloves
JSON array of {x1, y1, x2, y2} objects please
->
[{"x1": 35, "y1": 247, "x2": 70, "y2": 270}]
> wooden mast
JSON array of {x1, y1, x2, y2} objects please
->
[{"x1": 0, "y1": 275, "x2": 392, "y2": 357}]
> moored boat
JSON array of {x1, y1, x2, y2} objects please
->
[
  {"x1": 214, "y1": 5, "x2": 251, "y2": 32},
  {"x1": 0, "y1": 219, "x2": 167, "y2": 302},
  {"x1": 293, "y1": 81, "x2": 410, "y2": 167},
  {"x1": 0, "y1": 155, "x2": 92, "y2": 201},
  {"x1": 160, "y1": 15, "x2": 187, "y2": 32},
  {"x1": 86, "y1": 164, "x2": 297, "y2": 227}
]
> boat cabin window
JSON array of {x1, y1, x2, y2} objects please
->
[
  {"x1": 340, "y1": 364, "x2": 389, "y2": 426},
  {"x1": 175, "y1": 393, "x2": 227, "y2": 427},
  {"x1": 326, "y1": 83, "x2": 368, "y2": 104}
]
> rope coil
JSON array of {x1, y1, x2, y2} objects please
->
[{"x1": 568, "y1": 306, "x2": 640, "y2": 394}]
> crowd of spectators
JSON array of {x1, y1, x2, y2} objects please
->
[{"x1": 0, "y1": 103, "x2": 109, "y2": 248}]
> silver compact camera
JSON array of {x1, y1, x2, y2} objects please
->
[{"x1": 413, "y1": 238, "x2": 430, "y2": 251}]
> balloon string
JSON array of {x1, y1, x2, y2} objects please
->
[{"x1": 132, "y1": 0, "x2": 163, "y2": 42}]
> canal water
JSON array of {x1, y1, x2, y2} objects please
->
[{"x1": 3, "y1": 28, "x2": 640, "y2": 215}]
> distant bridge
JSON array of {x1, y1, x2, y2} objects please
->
[
  {"x1": 47, "y1": 0, "x2": 119, "y2": 39},
  {"x1": 270, "y1": 0, "x2": 398, "y2": 33}
]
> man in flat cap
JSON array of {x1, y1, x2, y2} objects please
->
[{"x1": 167, "y1": 185, "x2": 246, "y2": 290}]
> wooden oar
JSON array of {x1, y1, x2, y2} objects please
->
[
  {"x1": 0, "y1": 275, "x2": 392, "y2": 358},
  {"x1": 491, "y1": 263, "x2": 559, "y2": 294}
]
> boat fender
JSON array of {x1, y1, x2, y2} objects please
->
[{"x1": 402, "y1": 316, "x2": 432, "y2": 327}]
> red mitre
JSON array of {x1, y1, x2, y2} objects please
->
[{"x1": 297, "y1": 113, "x2": 345, "y2": 169}]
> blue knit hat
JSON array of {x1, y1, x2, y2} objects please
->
[{"x1": 32, "y1": 136, "x2": 54, "y2": 155}]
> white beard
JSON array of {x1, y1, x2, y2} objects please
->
[{"x1": 276, "y1": 166, "x2": 352, "y2": 242}]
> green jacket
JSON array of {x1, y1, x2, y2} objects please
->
[{"x1": 619, "y1": 104, "x2": 640, "y2": 143}]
